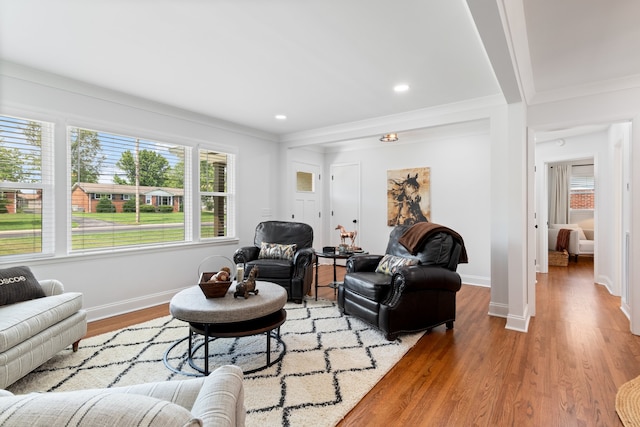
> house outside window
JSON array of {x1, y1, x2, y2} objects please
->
[
  {"x1": 0, "y1": 115, "x2": 54, "y2": 257},
  {"x1": 69, "y1": 126, "x2": 190, "y2": 252},
  {"x1": 570, "y1": 165, "x2": 595, "y2": 210}
]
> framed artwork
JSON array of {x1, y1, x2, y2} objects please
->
[{"x1": 387, "y1": 167, "x2": 431, "y2": 226}]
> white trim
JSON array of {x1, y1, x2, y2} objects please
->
[
  {"x1": 0, "y1": 60, "x2": 277, "y2": 143},
  {"x1": 506, "y1": 305, "x2": 530, "y2": 332},
  {"x1": 280, "y1": 95, "x2": 505, "y2": 147},
  {"x1": 460, "y1": 275, "x2": 491, "y2": 287},
  {"x1": 488, "y1": 302, "x2": 509, "y2": 318},
  {"x1": 85, "y1": 287, "x2": 185, "y2": 322}
]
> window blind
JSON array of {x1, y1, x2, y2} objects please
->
[
  {"x1": 199, "y1": 149, "x2": 235, "y2": 239},
  {"x1": 67, "y1": 126, "x2": 189, "y2": 253},
  {"x1": 0, "y1": 115, "x2": 54, "y2": 258}
]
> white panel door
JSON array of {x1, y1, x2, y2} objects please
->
[
  {"x1": 292, "y1": 162, "x2": 321, "y2": 248},
  {"x1": 330, "y1": 163, "x2": 360, "y2": 248}
]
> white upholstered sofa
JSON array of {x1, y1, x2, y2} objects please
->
[
  {"x1": 0, "y1": 364, "x2": 246, "y2": 427},
  {"x1": 0, "y1": 267, "x2": 87, "y2": 389},
  {"x1": 548, "y1": 223, "x2": 594, "y2": 260}
]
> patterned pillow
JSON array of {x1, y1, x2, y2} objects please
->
[
  {"x1": 375, "y1": 254, "x2": 419, "y2": 276},
  {"x1": 258, "y1": 242, "x2": 297, "y2": 260},
  {"x1": 0, "y1": 266, "x2": 45, "y2": 306}
]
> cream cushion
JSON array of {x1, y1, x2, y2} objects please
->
[
  {"x1": 0, "y1": 365, "x2": 245, "y2": 427},
  {"x1": 549, "y1": 224, "x2": 594, "y2": 256},
  {"x1": 0, "y1": 391, "x2": 200, "y2": 427}
]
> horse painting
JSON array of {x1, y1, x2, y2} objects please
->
[{"x1": 387, "y1": 168, "x2": 431, "y2": 226}]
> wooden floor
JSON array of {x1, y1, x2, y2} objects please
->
[{"x1": 87, "y1": 259, "x2": 639, "y2": 426}]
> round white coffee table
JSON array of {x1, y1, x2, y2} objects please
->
[{"x1": 165, "y1": 280, "x2": 287, "y2": 375}]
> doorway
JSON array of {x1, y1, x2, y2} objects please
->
[{"x1": 533, "y1": 122, "x2": 631, "y2": 307}]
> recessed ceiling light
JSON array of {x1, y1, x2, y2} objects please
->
[
  {"x1": 393, "y1": 84, "x2": 410, "y2": 93},
  {"x1": 275, "y1": 114, "x2": 287, "y2": 120},
  {"x1": 380, "y1": 133, "x2": 399, "y2": 142}
]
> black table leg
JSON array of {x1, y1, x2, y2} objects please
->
[
  {"x1": 266, "y1": 331, "x2": 271, "y2": 365},
  {"x1": 315, "y1": 255, "x2": 319, "y2": 301},
  {"x1": 204, "y1": 323, "x2": 210, "y2": 375}
]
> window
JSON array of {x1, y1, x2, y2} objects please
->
[
  {"x1": 570, "y1": 165, "x2": 595, "y2": 210},
  {"x1": 200, "y1": 149, "x2": 234, "y2": 239},
  {"x1": 69, "y1": 126, "x2": 191, "y2": 252},
  {"x1": 296, "y1": 171, "x2": 314, "y2": 192},
  {"x1": 1, "y1": 117, "x2": 235, "y2": 260},
  {"x1": 0, "y1": 115, "x2": 54, "y2": 257},
  {"x1": 158, "y1": 196, "x2": 173, "y2": 206},
  {"x1": 93, "y1": 193, "x2": 112, "y2": 200}
]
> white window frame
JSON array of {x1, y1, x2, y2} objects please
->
[
  {"x1": 93, "y1": 193, "x2": 112, "y2": 200},
  {"x1": 67, "y1": 125, "x2": 193, "y2": 253},
  {"x1": 198, "y1": 148, "x2": 235, "y2": 240},
  {"x1": 0, "y1": 114, "x2": 55, "y2": 260}
]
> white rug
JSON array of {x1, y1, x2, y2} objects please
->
[{"x1": 7, "y1": 298, "x2": 423, "y2": 426}]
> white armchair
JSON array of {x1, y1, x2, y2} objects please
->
[
  {"x1": 549, "y1": 224, "x2": 594, "y2": 261},
  {"x1": 0, "y1": 365, "x2": 245, "y2": 427}
]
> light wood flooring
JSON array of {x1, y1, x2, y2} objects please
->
[{"x1": 87, "y1": 259, "x2": 639, "y2": 426}]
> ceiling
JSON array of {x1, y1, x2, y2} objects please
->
[{"x1": 1, "y1": 0, "x2": 639, "y2": 140}]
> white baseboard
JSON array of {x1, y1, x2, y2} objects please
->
[
  {"x1": 488, "y1": 302, "x2": 509, "y2": 318},
  {"x1": 460, "y1": 274, "x2": 491, "y2": 287},
  {"x1": 596, "y1": 274, "x2": 615, "y2": 295},
  {"x1": 85, "y1": 287, "x2": 188, "y2": 322},
  {"x1": 621, "y1": 302, "x2": 631, "y2": 320},
  {"x1": 505, "y1": 305, "x2": 531, "y2": 333}
]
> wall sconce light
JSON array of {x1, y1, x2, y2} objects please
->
[{"x1": 380, "y1": 133, "x2": 398, "y2": 142}]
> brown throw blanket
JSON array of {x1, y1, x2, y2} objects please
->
[
  {"x1": 556, "y1": 228, "x2": 571, "y2": 252},
  {"x1": 398, "y1": 222, "x2": 468, "y2": 263}
]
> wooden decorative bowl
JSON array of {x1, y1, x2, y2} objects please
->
[{"x1": 198, "y1": 272, "x2": 232, "y2": 298}]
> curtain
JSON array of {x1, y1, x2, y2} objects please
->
[{"x1": 549, "y1": 164, "x2": 569, "y2": 225}]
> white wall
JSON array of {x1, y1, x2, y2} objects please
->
[
  {"x1": 310, "y1": 126, "x2": 492, "y2": 287},
  {"x1": 0, "y1": 66, "x2": 281, "y2": 321},
  {"x1": 2, "y1": 64, "x2": 531, "y2": 330}
]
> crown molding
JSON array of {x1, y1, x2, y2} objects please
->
[
  {"x1": 0, "y1": 60, "x2": 278, "y2": 143},
  {"x1": 530, "y1": 73, "x2": 640, "y2": 106},
  {"x1": 280, "y1": 94, "x2": 505, "y2": 148}
]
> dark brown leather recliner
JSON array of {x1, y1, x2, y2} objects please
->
[
  {"x1": 233, "y1": 221, "x2": 315, "y2": 303},
  {"x1": 338, "y1": 224, "x2": 465, "y2": 340}
]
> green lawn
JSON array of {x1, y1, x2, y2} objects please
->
[
  {"x1": 0, "y1": 211, "x2": 217, "y2": 229},
  {"x1": 0, "y1": 211, "x2": 223, "y2": 255},
  {"x1": 0, "y1": 237, "x2": 42, "y2": 255},
  {"x1": 72, "y1": 228, "x2": 186, "y2": 250},
  {"x1": 74, "y1": 211, "x2": 185, "y2": 225},
  {"x1": 0, "y1": 213, "x2": 42, "y2": 230}
]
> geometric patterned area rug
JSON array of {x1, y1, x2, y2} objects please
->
[{"x1": 7, "y1": 298, "x2": 423, "y2": 427}]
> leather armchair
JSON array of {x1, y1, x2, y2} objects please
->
[
  {"x1": 233, "y1": 221, "x2": 315, "y2": 303},
  {"x1": 338, "y1": 224, "x2": 464, "y2": 340}
]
